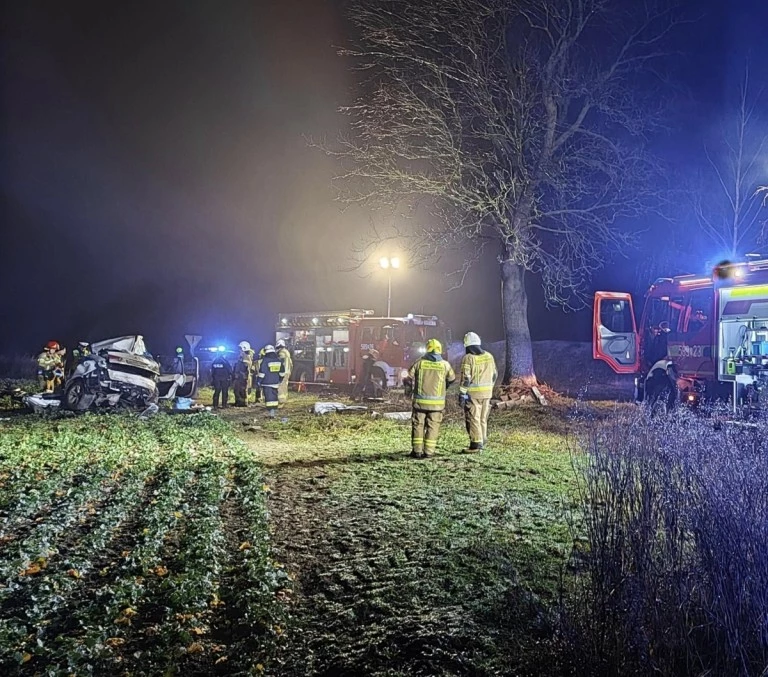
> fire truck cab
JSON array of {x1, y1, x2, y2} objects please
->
[
  {"x1": 275, "y1": 309, "x2": 450, "y2": 389},
  {"x1": 594, "y1": 258, "x2": 768, "y2": 409}
]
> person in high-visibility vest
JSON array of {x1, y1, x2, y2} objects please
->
[
  {"x1": 276, "y1": 339, "x2": 293, "y2": 405},
  {"x1": 459, "y1": 332, "x2": 497, "y2": 452},
  {"x1": 406, "y1": 338, "x2": 455, "y2": 458},
  {"x1": 37, "y1": 341, "x2": 66, "y2": 393},
  {"x1": 257, "y1": 345, "x2": 286, "y2": 417}
]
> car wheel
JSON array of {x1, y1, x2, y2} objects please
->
[{"x1": 63, "y1": 378, "x2": 91, "y2": 412}]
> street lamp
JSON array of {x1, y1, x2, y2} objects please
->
[{"x1": 379, "y1": 255, "x2": 401, "y2": 317}]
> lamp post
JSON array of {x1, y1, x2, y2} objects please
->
[{"x1": 379, "y1": 255, "x2": 401, "y2": 317}]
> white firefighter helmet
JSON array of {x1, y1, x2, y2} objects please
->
[
  {"x1": 463, "y1": 331, "x2": 482, "y2": 347},
  {"x1": 263, "y1": 344, "x2": 275, "y2": 354},
  {"x1": 276, "y1": 339, "x2": 286, "y2": 348},
  {"x1": 238, "y1": 341, "x2": 251, "y2": 352}
]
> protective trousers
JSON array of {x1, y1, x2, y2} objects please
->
[
  {"x1": 38, "y1": 372, "x2": 61, "y2": 394},
  {"x1": 233, "y1": 379, "x2": 248, "y2": 407},
  {"x1": 411, "y1": 409, "x2": 443, "y2": 455},
  {"x1": 212, "y1": 381, "x2": 230, "y2": 408},
  {"x1": 263, "y1": 385, "x2": 279, "y2": 414},
  {"x1": 278, "y1": 375, "x2": 289, "y2": 404},
  {"x1": 465, "y1": 397, "x2": 491, "y2": 449}
]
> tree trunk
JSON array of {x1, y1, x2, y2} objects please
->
[{"x1": 500, "y1": 259, "x2": 536, "y2": 385}]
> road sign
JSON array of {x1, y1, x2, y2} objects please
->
[{"x1": 185, "y1": 334, "x2": 202, "y2": 355}]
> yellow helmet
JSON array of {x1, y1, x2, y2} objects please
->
[{"x1": 426, "y1": 338, "x2": 442, "y2": 354}]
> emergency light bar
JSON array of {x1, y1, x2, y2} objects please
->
[{"x1": 277, "y1": 309, "x2": 375, "y2": 329}]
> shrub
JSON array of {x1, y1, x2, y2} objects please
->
[{"x1": 567, "y1": 406, "x2": 768, "y2": 676}]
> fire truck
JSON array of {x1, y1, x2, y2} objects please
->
[
  {"x1": 275, "y1": 309, "x2": 451, "y2": 389},
  {"x1": 594, "y1": 256, "x2": 768, "y2": 409}
]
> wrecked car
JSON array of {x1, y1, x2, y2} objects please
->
[{"x1": 61, "y1": 335, "x2": 160, "y2": 411}]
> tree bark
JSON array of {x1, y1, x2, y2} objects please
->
[{"x1": 500, "y1": 259, "x2": 536, "y2": 385}]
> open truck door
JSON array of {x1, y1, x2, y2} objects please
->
[{"x1": 593, "y1": 292, "x2": 640, "y2": 374}]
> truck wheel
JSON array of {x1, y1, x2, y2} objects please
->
[
  {"x1": 62, "y1": 378, "x2": 92, "y2": 412},
  {"x1": 646, "y1": 371, "x2": 677, "y2": 416},
  {"x1": 294, "y1": 367, "x2": 309, "y2": 383},
  {"x1": 370, "y1": 366, "x2": 388, "y2": 394}
]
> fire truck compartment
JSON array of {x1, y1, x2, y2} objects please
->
[{"x1": 718, "y1": 285, "x2": 768, "y2": 390}]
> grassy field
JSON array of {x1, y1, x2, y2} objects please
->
[
  {"x1": 224, "y1": 394, "x2": 577, "y2": 675},
  {"x1": 0, "y1": 390, "x2": 579, "y2": 676}
]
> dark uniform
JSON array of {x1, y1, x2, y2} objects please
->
[
  {"x1": 173, "y1": 348, "x2": 185, "y2": 376},
  {"x1": 233, "y1": 353, "x2": 252, "y2": 407},
  {"x1": 211, "y1": 355, "x2": 233, "y2": 408},
  {"x1": 257, "y1": 348, "x2": 286, "y2": 416}
]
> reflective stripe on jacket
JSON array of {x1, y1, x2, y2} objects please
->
[
  {"x1": 277, "y1": 348, "x2": 293, "y2": 378},
  {"x1": 459, "y1": 351, "x2": 497, "y2": 398},
  {"x1": 257, "y1": 353, "x2": 286, "y2": 387},
  {"x1": 408, "y1": 356, "x2": 456, "y2": 411}
]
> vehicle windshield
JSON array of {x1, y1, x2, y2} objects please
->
[{"x1": 397, "y1": 324, "x2": 446, "y2": 345}]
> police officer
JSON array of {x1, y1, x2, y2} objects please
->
[
  {"x1": 233, "y1": 341, "x2": 253, "y2": 407},
  {"x1": 37, "y1": 341, "x2": 66, "y2": 393},
  {"x1": 211, "y1": 352, "x2": 233, "y2": 408},
  {"x1": 276, "y1": 339, "x2": 293, "y2": 406},
  {"x1": 459, "y1": 332, "x2": 497, "y2": 452},
  {"x1": 406, "y1": 338, "x2": 455, "y2": 458},
  {"x1": 257, "y1": 345, "x2": 286, "y2": 417}
]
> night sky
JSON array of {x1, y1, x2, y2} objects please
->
[{"x1": 2, "y1": 0, "x2": 767, "y2": 355}]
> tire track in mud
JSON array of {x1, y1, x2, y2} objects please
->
[{"x1": 262, "y1": 459, "x2": 542, "y2": 677}]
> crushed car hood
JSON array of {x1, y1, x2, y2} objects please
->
[{"x1": 91, "y1": 335, "x2": 160, "y2": 376}]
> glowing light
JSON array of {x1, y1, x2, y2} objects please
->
[
  {"x1": 379, "y1": 257, "x2": 390, "y2": 269},
  {"x1": 391, "y1": 256, "x2": 400, "y2": 269},
  {"x1": 312, "y1": 317, "x2": 319, "y2": 325},
  {"x1": 281, "y1": 318, "x2": 288, "y2": 325},
  {"x1": 217, "y1": 345, "x2": 226, "y2": 352}
]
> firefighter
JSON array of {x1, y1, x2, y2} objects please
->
[
  {"x1": 233, "y1": 341, "x2": 253, "y2": 407},
  {"x1": 37, "y1": 341, "x2": 66, "y2": 393},
  {"x1": 67, "y1": 341, "x2": 91, "y2": 377},
  {"x1": 257, "y1": 345, "x2": 286, "y2": 417},
  {"x1": 210, "y1": 352, "x2": 233, "y2": 408},
  {"x1": 459, "y1": 332, "x2": 497, "y2": 452},
  {"x1": 173, "y1": 346, "x2": 185, "y2": 375},
  {"x1": 253, "y1": 347, "x2": 265, "y2": 403},
  {"x1": 406, "y1": 338, "x2": 455, "y2": 458},
  {"x1": 276, "y1": 339, "x2": 293, "y2": 405},
  {"x1": 353, "y1": 348, "x2": 380, "y2": 401}
]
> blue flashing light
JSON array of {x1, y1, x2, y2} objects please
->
[{"x1": 217, "y1": 345, "x2": 226, "y2": 352}]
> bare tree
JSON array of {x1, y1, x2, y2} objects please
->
[
  {"x1": 693, "y1": 67, "x2": 767, "y2": 258},
  {"x1": 332, "y1": 0, "x2": 679, "y2": 383}
]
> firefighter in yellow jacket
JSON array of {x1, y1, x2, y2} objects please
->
[
  {"x1": 37, "y1": 341, "x2": 66, "y2": 393},
  {"x1": 406, "y1": 338, "x2": 455, "y2": 458},
  {"x1": 276, "y1": 339, "x2": 293, "y2": 405},
  {"x1": 459, "y1": 332, "x2": 497, "y2": 452}
]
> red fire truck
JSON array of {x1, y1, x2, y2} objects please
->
[
  {"x1": 594, "y1": 257, "x2": 768, "y2": 409},
  {"x1": 275, "y1": 309, "x2": 451, "y2": 389}
]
